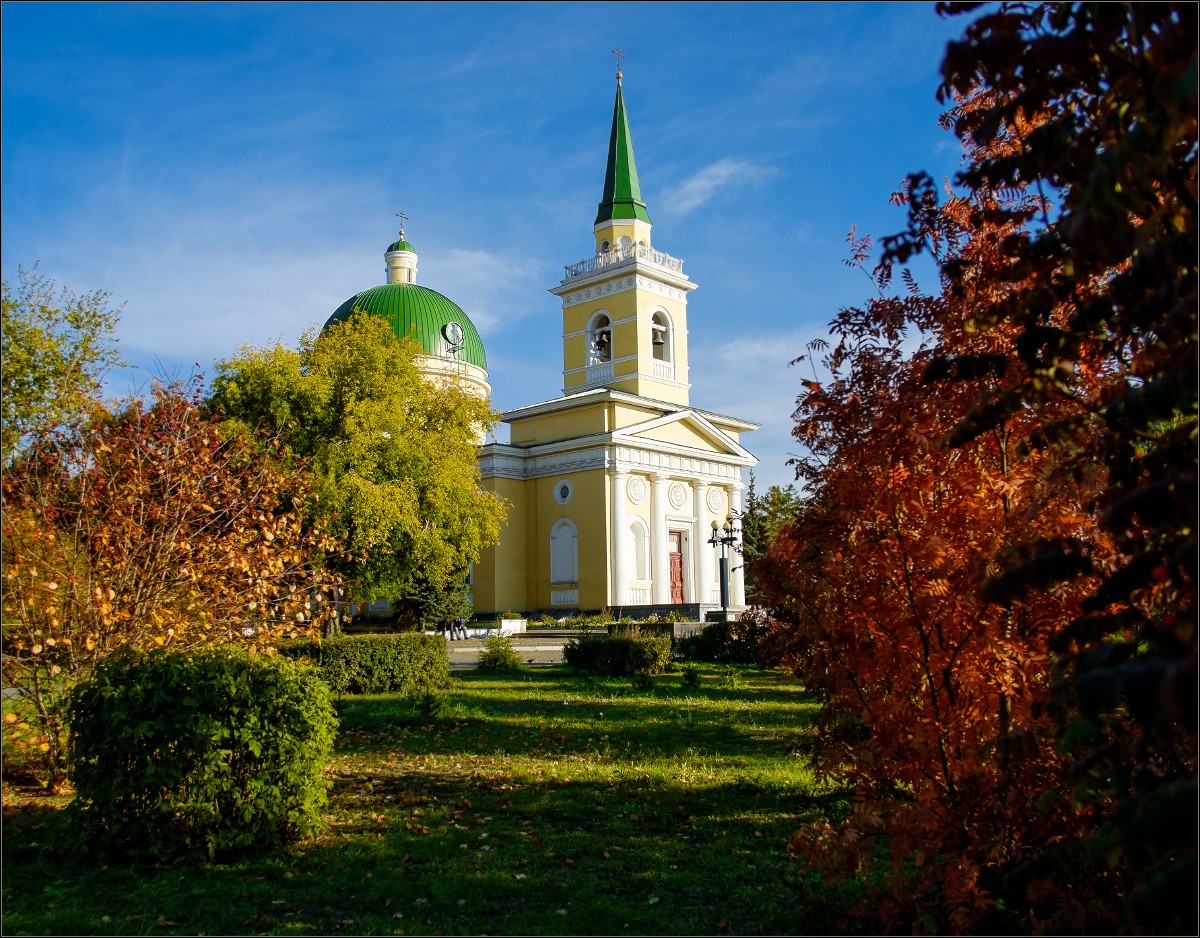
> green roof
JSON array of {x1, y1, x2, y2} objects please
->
[
  {"x1": 325, "y1": 283, "x2": 487, "y2": 370},
  {"x1": 387, "y1": 239, "x2": 416, "y2": 253},
  {"x1": 595, "y1": 81, "x2": 651, "y2": 226}
]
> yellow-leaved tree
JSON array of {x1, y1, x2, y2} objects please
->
[{"x1": 209, "y1": 311, "x2": 507, "y2": 631}]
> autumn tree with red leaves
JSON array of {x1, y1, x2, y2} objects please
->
[
  {"x1": 766, "y1": 3, "x2": 1195, "y2": 932},
  {"x1": 2, "y1": 381, "x2": 342, "y2": 783}
]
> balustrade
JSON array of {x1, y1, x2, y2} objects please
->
[
  {"x1": 562, "y1": 243, "x2": 684, "y2": 283},
  {"x1": 586, "y1": 361, "x2": 614, "y2": 384},
  {"x1": 551, "y1": 588, "x2": 579, "y2": 606},
  {"x1": 650, "y1": 360, "x2": 674, "y2": 380}
]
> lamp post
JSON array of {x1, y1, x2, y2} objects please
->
[{"x1": 708, "y1": 513, "x2": 738, "y2": 619}]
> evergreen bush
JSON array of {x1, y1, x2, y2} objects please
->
[
  {"x1": 563, "y1": 634, "x2": 671, "y2": 676},
  {"x1": 476, "y1": 633, "x2": 525, "y2": 672},
  {"x1": 66, "y1": 647, "x2": 337, "y2": 862},
  {"x1": 280, "y1": 633, "x2": 450, "y2": 696}
]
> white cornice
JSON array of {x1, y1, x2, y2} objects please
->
[
  {"x1": 500, "y1": 388, "x2": 761, "y2": 435},
  {"x1": 550, "y1": 263, "x2": 696, "y2": 302},
  {"x1": 491, "y1": 414, "x2": 756, "y2": 466},
  {"x1": 479, "y1": 438, "x2": 755, "y2": 482},
  {"x1": 593, "y1": 218, "x2": 653, "y2": 237},
  {"x1": 555, "y1": 275, "x2": 695, "y2": 309}
]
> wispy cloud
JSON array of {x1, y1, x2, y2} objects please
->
[
  {"x1": 689, "y1": 327, "x2": 831, "y2": 492},
  {"x1": 423, "y1": 249, "x2": 545, "y2": 336},
  {"x1": 659, "y1": 158, "x2": 778, "y2": 216}
]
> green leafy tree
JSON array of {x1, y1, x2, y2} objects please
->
[
  {"x1": 740, "y1": 473, "x2": 803, "y2": 603},
  {"x1": 1, "y1": 265, "x2": 123, "y2": 463},
  {"x1": 209, "y1": 311, "x2": 506, "y2": 630}
]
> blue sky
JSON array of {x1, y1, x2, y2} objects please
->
[{"x1": 2, "y1": 2, "x2": 970, "y2": 491}]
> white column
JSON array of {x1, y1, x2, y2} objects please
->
[
  {"x1": 611, "y1": 468, "x2": 627, "y2": 607},
  {"x1": 731, "y1": 481, "x2": 747, "y2": 607},
  {"x1": 694, "y1": 479, "x2": 713, "y2": 607},
  {"x1": 651, "y1": 472, "x2": 670, "y2": 605}
]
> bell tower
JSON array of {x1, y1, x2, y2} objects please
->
[{"x1": 549, "y1": 66, "x2": 696, "y2": 406}]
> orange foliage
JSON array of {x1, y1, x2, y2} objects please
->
[
  {"x1": 2, "y1": 380, "x2": 342, "y2": 781},
  {"x1": 765, "y1": 92, "x2": 1131, "y2": 930}
]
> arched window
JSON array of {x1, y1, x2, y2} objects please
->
[
  {"x1": 618, "y1": 236, "x2": 632, "y2": 256},
  {"x1": 588, "y1": 312, "x2": 612, "y2": 364},
  {"x1": 550, "y1": 519, "x2": 578, "y2": 584},
  {"x1": 651, "y1": 311, "x2": 672, "y2": 362},
  {"x1": 629, "y1": 517, "x2": 649, "y2": 580}
]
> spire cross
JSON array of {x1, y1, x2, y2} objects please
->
[
  {"x1": 395, "y1": 210, "x2": 408, "y2": 237},
  {"x1": 612, "y1": 47, "x2": 625, "y2": 82}
]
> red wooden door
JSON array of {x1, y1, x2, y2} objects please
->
[{"x1": 669, "y1": 533, "x2": 684, "y2": 604}]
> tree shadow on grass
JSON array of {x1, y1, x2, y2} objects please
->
[
  {"x1": 335, "y1": 668, "x2": 822, "y2": 762},
  {"x1": 2, "y1": 764, "x2": 864, "y2": 936}
]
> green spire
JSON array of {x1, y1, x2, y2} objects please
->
[{"x1": 595, "y1": 76, "x2": 651, "y2": 226}]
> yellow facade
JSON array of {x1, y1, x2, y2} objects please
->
[{"x1": 473, "y1": 77, "x2": 758, "y2": 617}]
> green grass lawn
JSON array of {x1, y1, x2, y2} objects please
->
[{"x1": 2, "y1": 663, "x2": 864, "y2": 935}]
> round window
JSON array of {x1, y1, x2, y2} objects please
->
[{"x1": 554, "y1": 479, "x2": 574, "y2": 505}]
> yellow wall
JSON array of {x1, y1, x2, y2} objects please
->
[
  {"x1": 478, "y1": 466, "x2": 613, "y2": 615},
  {"x1": 472, "y1": 477, "x2": 528, "y2": 614},
  {"x1": 509, "y1": 407, "x2": 609, "y2": 446},
  {"x1": 527, "y1": 468, "x2": 610, "y2": 611},
  {"x1": 594, "y1": 220, "x2": 648, "y2": 252}
]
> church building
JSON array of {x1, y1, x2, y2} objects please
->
[
  {"x1": 471, "y1": 72, "x2": 758, "y2": 617},
  {"x1": 326, "y1": 71, "x2": 757, "y2": 619}
]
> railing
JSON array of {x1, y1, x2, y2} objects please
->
[
  {"x1": 627, "y1": 587, "x2": 651, "y2": 604},
  {"x1": 650, "y1": 360, "x2": 674, "y2": 381},
  {"x1": 585, "y1": 361, "x2": 614, "y2": 384},
  {"x1": 551, "y1": 588, "x2": 579, "y2": 606},
  {"x1": 562, "y1": 243, "x2": 685, "y2": 283}
]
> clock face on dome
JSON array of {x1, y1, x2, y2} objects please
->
[{"x1": 442, "y1": 321, "x2": 464, "y2": 347}]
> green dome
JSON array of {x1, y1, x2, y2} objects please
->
[
  {"x1": 387, "y1": 239, "x2": 416, "y2": 253},
  {"x1": 326, "y1": 283, "x2": 487, "y2": 370}
]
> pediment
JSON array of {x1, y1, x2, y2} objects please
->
[{"x1": 614, "y1": 409, "x2": 753, "y2": 460}]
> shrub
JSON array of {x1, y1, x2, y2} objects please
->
[
  {"x1": 476, "y1": 633, "x2": 525, "y2": 672},
  {"x1": 280, "y1": 633, "x2": 450, "y2": 696},
  {"x1": 66, "y1": 647, "x2": 337, "y2": 862},
  {"x1": 677, "y1": 615, "x2": 774, "y2": 666},
  {"x1": 680, "y1": 666, "x2": 702, "y2": 690},
  {"x1": 631, "y1": 670, "x2": 654, "y2": 691},
  {"x1": 562, "y1": 612, "x2": 609, "y2": 631},
  {"x1": 563, "y1": 634, "x2": 671, "y2": 676},
  {"x1": 718, "y1": 666, "x2": 744, "y2": 690}
]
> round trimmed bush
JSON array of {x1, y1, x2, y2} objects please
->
[{"x1": 67, "y1": 646, "x2": 337, "y2": 861}]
